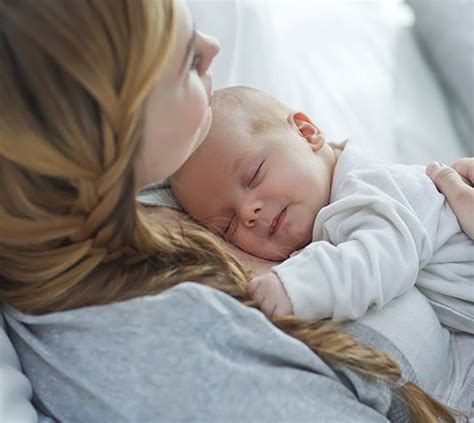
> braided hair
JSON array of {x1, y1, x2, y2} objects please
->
[{"x1": 0, "y1": 1, "x2": 462, "y2": 421}]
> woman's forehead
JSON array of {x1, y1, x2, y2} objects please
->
[{"x1": 152, "y1": 0, "x2": 193, "y2": 84}]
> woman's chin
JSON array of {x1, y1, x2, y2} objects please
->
[{"x1": 193, "y1": 107, "x2": 213, "y2": 152}]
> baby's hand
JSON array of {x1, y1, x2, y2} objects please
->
[{"x1": 247, "y1": 272, "x2": 293, "y2": 319}]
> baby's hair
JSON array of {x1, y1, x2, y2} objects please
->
[
  {"x1": 0, "y1": 2, "x2": 462, "y2": 419},
  {"x1": 172, "y1": 86, "x2": 291, "y2": 186},
  {"x1": 210, "y1": 86, "x2": 291, "y2": 137}
]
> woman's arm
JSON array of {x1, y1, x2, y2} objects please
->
[{"x1": 426, "y1": 159, "x2": 474, "y2": 239}]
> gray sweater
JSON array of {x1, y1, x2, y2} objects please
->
[{"x1": 4, "y1": 282, "x2": 414, "y2": 422}]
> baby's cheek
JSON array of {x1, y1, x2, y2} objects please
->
[
  {"x1": 267, "y1": 244, "x2": 294, "y2": 261},
  {"x1": 287, "y1": 220, "x2": 313, "y2": 251},
  {"x1": 235, "y1": 234, "x2": 265, "y2": 259},
  {"x1": 252, "y1": 240, "x2": 291, "y2": 261}
]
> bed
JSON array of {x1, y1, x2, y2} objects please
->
[{"x1": 1, "y1": 0, "x2": 472, "y2": 420}]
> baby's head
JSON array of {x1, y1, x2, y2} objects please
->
[{"x1": 171, "y1": 86, "x2": 337, "y2": 261}]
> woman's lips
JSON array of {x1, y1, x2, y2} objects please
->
[{"x1": 269, "y1": 207, "x2": 287, "y2": 236}]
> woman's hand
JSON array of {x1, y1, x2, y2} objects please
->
[{"x1": 426, "y1": 158, "x2": 474, "y2": 239}]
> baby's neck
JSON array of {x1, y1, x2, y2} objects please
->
[
  {"x1": 324, "y1": 143, "x2": 344, "y2": 209},
  {"x1": 328, "y1": 143, "x2": 343, "y2": 178},
  {"x1": 330, "y1": 143, "x2": 344, "y2": 161}
]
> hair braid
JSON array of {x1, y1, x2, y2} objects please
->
[
  {"x1": 0, "y1": 0, "x2": 175, "y2": 311},
  {"x1": 260, "y1": 314, "x2": 462, "y2": 422},
  {"x1": 0, "y1": 1, "x2": 463, "y2": 421}
]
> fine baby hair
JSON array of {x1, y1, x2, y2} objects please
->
[{"x1": 0, "y1": 2, "x2": 461, "y2": 416}]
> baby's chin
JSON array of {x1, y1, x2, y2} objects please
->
[{"x1": 248, "y1": 233, "x2": 313, "y2": 262}]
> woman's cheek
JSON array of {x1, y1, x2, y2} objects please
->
[{"x1": 187, "y1": 78, "x2": 209, "y2": 134}]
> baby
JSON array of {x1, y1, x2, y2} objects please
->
[{"x1": 170, "y1": 86, "x2": 474, "y2": 333}]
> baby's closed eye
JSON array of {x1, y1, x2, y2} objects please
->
[
  {"x1": 224, "y1": 213, "x2": 236, "y2": 236},
  {"x1": 246, "y1": 160, "x2": 265, "y2": 189}
]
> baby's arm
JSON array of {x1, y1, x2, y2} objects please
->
[
  {"x1": 252, "y1": 194, "x2": 433, "y2": 321},
  {"x1": 247, "y1": 272, "x2": 293, "y2": 318}
]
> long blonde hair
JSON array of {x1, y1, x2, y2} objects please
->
[{"x1": 0, "y1": 1, "x2": 462, "y2": 421}]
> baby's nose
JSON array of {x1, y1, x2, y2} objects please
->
[{"x1": 240, "y1": 200, "x2": 263, "y2": 228}]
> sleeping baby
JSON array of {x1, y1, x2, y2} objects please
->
[{"x1": 170, "y1": 86, "x2": 474, "y2": 333}]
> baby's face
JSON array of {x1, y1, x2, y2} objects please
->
[{"x1": 172, "y1": 120, "x2": 335, "y2": 261}]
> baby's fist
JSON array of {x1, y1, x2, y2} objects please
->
[{"x1": 247, "y1": 272, "x2": 293, "y2": 319}]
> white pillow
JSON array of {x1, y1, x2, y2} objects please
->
[
  {"x1": 0, "y1": 309, "x2": 37, "y2": 422},
  {"x1": 406, "y1": 0, "x2": 474, "y2": 155},
  {"x1": 192, "y1": 0, "x2": 468, "y2": 164}
]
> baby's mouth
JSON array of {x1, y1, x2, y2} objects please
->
[{"x1": 269, "y1": 207, "x2": 287, "y2": 236}]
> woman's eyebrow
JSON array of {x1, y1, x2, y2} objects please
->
[{"x1": 180, "y1": 23, "x2": 197, "y2": 75}]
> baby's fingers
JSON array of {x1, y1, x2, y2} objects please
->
[
  {"x1": 260, "y1": 298, "x2": 278, "y2": 319},
  {"x1": 246, "y1": 278, "x2": 261, "y2": 297},
  {"x1": 273, "y1": 298, "x2": 293, "y2": 318},
  {"x1": 247, "y1": 280, "x2": 268, "y2": 307}
]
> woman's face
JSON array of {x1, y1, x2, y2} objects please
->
[{"x1": 135, "y1": 0, "x2": 220, "y2": 189}]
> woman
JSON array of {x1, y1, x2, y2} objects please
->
[
  {"x1": 0, "y1": 0, "x2": 468, "y2": 421},
  {"x1": 426, "y1": 159, "x2": 474, "y2": 239}
]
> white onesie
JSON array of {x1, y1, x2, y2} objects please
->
[{"x1": 273, "y1": 141, "x2": 474, "y2": 333}]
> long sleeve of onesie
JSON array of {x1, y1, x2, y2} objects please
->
[{"x1": 273, "y1": 167, "x2": 435, "y2": 321}]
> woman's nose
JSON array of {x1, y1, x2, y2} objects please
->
[
  {"x1": 204, "y1": 33, "x2": 220, "y2": 60},
  {"x1": 198, "y1": 31, "x2": 220, "y2": 76},
  {"x1": 239, "y1": 198, "x2": 263, "y2": 228}
]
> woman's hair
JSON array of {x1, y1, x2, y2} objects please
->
[{"x1": 0, "y1": 1, "x2": 462, "y2": 421}]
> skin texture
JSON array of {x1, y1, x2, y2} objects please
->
[
  {"x1": 142, "y1": 206, "x2": 275, "y2": 276},
  {"x1": 247, "y1": 271, "x2": 294, "y2": 318},
  {"x1": 135, "y1": 0, "x2": 220, "y2": 189},
  {"x1": 426, "y1": 158, "x2": 474, "y2": 240},
  {"x1": 171, "y1": 96, "x2": 340, "y2": 317},
  {"x1": 172, "y1": 110, "x2": 339, "y2": 261},
  {"x1": 132, "y1": 7, "x2": 282, "y2": 314}
]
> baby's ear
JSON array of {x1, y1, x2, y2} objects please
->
[{"x1": 288, "y1": 111, "x2": 325, "y2": 152}]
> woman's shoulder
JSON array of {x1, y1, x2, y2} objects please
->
[
  {"x1": 5, "y1": 282, "x2": 241, "y2": 324},
  {"x1": 4, "y1": 282, "x2": 405, "y2": 421}
]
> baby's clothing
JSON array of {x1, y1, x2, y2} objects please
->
[{"x1": 273, "y1": 141, "x2": 474, "y2": 333}]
